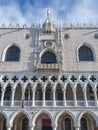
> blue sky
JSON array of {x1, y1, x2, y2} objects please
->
[{"x1": 0, "y1": 0, "x2": 98, "y2": 25}]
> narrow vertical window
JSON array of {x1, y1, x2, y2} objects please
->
[
  {"x1": 80, "y1": 118, "x2": 88, "y2": 130},
  {"x1": 65, "y1": 118, "x2": 71, "y2": 130},
  {"x1": 22, "y1": 118, "x2": 29, "y2": 130}
]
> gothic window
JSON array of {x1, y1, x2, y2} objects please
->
[
  {"x1": 4, "y1": 85, "x2": 11, "y2": 100},
  {"x1": 64, "y1": 118, "x2": 71, "y2": 130},
  {"x1": 41, "y1": 52, "x2": 57, "y2": 64},
  {"x1": 80, "y1": 118, "x2": 88, "y2": 130},
  {"x1": 22, "y1": 118, "x2": 29, "y2": 130},
  {"x1": 78, "y1": 46, "x2": 94, "y2": 61},
  {"x1": 2, "y1": 119, "x2": 6, "y2": 130},
  {"x1": 5, "y1": 45, "x2": 20, "y2": 61}
]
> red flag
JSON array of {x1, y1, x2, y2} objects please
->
[{"x1": 21, "y1": 99, "x2": 24, "y2": 108}]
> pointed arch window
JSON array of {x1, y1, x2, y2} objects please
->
[
  {"x1": 64, "y1": 118, "x2": 71, "y2": 130},
  {"x1": 3, "y1": 119, "x2": 6, "y2": 130},
  {"x1": 78, "y1": 46, "x2": 94, "y2": 61},
  {"x1": 41, "y1": 52, "x2": 57, "y2": 64},
  {"x1": 80, "y1": 118, "x2": 88, "y2": 130},
  {"x1": 5, "y1": 45, "x2": 20, "y2": 61},
  {"x1": 22, "y1": 118, "x2": 29, "y2": 130}
]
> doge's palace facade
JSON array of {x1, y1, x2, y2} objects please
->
[{"x1": 0, "y1": 11, "x2": 98, "y2": 130}]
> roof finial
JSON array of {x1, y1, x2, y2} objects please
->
[{"x1": 47, "y1": 10, "x2": 51, "y2": 19}]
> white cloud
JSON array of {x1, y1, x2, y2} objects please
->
[
  {"x1": 65, "y1": 0, "x2": 98, "y2": 24},
  {"x1": 0, "y1": 0, "x2": 98, "y2": 26}
]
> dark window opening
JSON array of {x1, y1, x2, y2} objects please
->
[
  {"x1": 3, "y1": 119, "x2": 6, "y2": 130},
  {"x1": 5, "y1": 46, "x2": 20, "y2": 61},
  {"x1": 78, "y1": 46, "x2": 94, "y2": 61},
  {"x1": 41, "y1": 52, "x2": 57, "y2": 64},
  {"x1": 22, "y1": 118, "x2": 29, "y2": 130},
  {"x1": 80, "y1": 118, "x2": 88, "y2": 130},
  {"x1": 64, "y1": 118, "x2": 71, "y2": 130}
]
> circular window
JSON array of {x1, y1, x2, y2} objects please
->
[
  {"x1": 24, "y1": 34, "x2": 30, "y2": 39},
  {"x1": 94, "y1": 33, "x2": 98, "y2": 39},
  {"x1": 64, "y1": 33, "x2": 70, "y2": 39},
  {"x1": 46, "y1": 42, "x2": 52, "y2": 47}
]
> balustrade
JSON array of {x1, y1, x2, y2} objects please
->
[{"x1": 1, "y1": 100, "x2": 97, "y2": 107}]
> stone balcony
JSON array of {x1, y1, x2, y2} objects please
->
[{"x1": 36, "y1": 63, "x2": 62, "y2": 71}]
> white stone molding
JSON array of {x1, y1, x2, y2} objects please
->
[{"x1": 11, "y1": 88, "x2": 15, "y2": 106}]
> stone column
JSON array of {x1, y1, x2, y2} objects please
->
[
  {"x1": 52, "y1": 88, "x2": 56, "y2": 106},
  {"x1": 93, "y1": 88, "x2": 98, "y2": 107},
  {"x1": 1, "y1": 88, "x2": 5, "y2": 106},
  {"x1": 29, "y1": 125, "x2": 35, "y2": 130},
  {"x1": 22, "y1": 89, "x2": 25, "y2": 100},
  {"x1": 63, "y1": 88, "x2": 66, "y2": 106},
  {"x1": 21, "y1": 89, "x2": 25, "y2": 108},
  {"x1": 52, "y1": 125, "x2": 57, "y2": 130},
  {"x1": 73, "y1": 88, "x2": 77, "y2": 107},
  {"x1": 42, "y1": 88, "x2": 46, "y2": 107},
  {"x1": 6, "y1": 125, "x2": 11, "y2": 130},
  {"x1": 74, "y1": 125, "x2": 80, "y2": 130},
  {"x1": 32, "y1": 89, "x2": 35, "y2": 107},
  {"x1": 83, "y1": 88, "x2": 88, "y2": 106},
  {"x1": 11, "y1": 89, "x2": 15, "y2": 106},
  {"x1": 75, "y1": 127, "x2": 79, "y2": 130}
]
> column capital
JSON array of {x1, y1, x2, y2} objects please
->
[
  {"x1": 11, "y1": 88, "x2": 15, "y2": 92},
  {"x1": 42, "y1": 88, "x2": 46, "y2": 91},
  {"x1": 72, "y1": 87, "x2": 76, "y2": 92},
  {"x1": 62, "y1": 87, "x2": 66, "y2": 91},
  {"x1": 32, "y1": 88, "x2": 36, "y2": 92},
  {"x1": 52, "y1": 88, "x2": 56, "y2": 92}
]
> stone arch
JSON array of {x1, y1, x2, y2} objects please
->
[
  {"x1": 32, "y1": 110, "x2": 54, "y2": 126},
  {"x1": 86, "y1": 83, "x2": 94, "y2": 101},
  {"x1": 35, "y1": 83, "x2": 42, "y2": 101},
  {"x1": 2, "y1": 43, "x2": 21, "y2": 61},
  {"x1": 76, "y1": 83, "x2": 84, "y2": 100},
  {"x1": 66, "y1": 83, "x2": 73, "y2": 100},
  {"x1": 0, "y1": 111, "x2": 8, "y2": 123},
  {"x1": 55, "y1": 110, "x2": 76, "y2": 127},
  {"x1": 24, "y1": 81, "x2": 33, "y2": 91},
  {"x1": 76, "y1": 43, "x2": 96, "y2": 62},
  {"x1": 77, "y1": 110, "x2": 98, "y2": 125},
  {"x1": 9, "y1": 110, "x2": 31, "y2": 126},
  {"x1": 55, "y1": 83, "x2": 63, "y2": 101},
  {"x1": 13, "y1": 82, "x2": 22, "y2": 90},
  {"x1": 14, "y1": 83, "x2": 22, "y2": 101},
  {"x1": 39, "y1": 48, "x2": 57, "y2": 59},
  {"x1": 38, "y1": 48, "x2": 58, "y2": 64}
]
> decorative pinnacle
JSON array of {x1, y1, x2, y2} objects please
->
[{"x1": 47, "y1": 10, "x2": 51, "y2": 19}]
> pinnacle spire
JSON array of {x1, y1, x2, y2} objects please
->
[{"x1": 47, "y1": 10, "x2": 51, "y2": 20}]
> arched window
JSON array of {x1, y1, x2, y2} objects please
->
[
  {"x1": 5, "y1": 45, "x2": 20, "y2": 61},
  {"x1": 80, "y1": 118, "x2": 88, "y2": 130},
  {"x1": 3, "y1": 119, "x2": 6, "y2": 130},
  {"x1": 41, "y1": 52, "x2": 57, "y2": 64},
  {"x1": 78, "y1": 46, "x2": 94, "y2": 61},
  {"x1": 64, "y1": 118, "x2": 71, "y2": 130},
  {"x1": 22, "y1": 118, "x2": 29, "y2": 130}
]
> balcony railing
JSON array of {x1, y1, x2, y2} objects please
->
[
  {"x1": 1, "y1": 100, "x2": 97, "y2": 107},
  {"x1": 37, "y1": 63, "x2": 62, "y2": 71}
]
